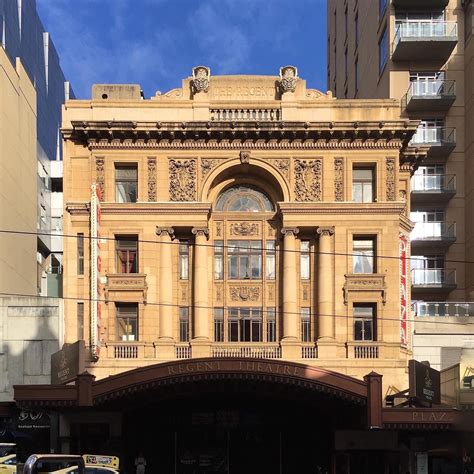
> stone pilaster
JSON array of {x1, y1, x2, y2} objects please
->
[
  {"x1": 317, "y1": 226, "x2": 335, "y2": 341},
  {"x1": 281, "y1": 228, "x2": 299, "y2": 342},
  {"x1": 192, "y1": 227, "x2": 210, "y2": 341}
]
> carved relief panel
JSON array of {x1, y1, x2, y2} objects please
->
[
  {"x1": 228, "y1": 285, "x2": 262, "y2": 304},
  {"x1": 294, "y1": 159, "x2": 322, "y2": 201},
  {"x1": 95, "y1": 156, "x2": 105, "y2": 201},
  {"x1": 169, "y1": 159, "x2": 197, "y2": 201},
  {"x1": 229, "y1": 222, "x2": 260, "y2": 237},
  {"x1": 386, "y1": 157, "x2": 395, "y2": 201},
  {"x1": 334, "y1": 157, "x2": 344, "y2": 201},
  {"x1": 147, "y1": 157, "x2": 157, "y2": 201}
]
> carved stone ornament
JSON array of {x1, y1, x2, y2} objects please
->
[
  {"x1": 192, "y1": 227, "x2": 209, "y2": 239},
  {"x1": 279, "y1": 65, "x2": 298, "y2": 93},
  {"x1": 192, "y1": 66, "x2": 210, "y2": 93},
  {"x1": 215, "y1": 222, "x2": 223, "y2": 237},
  {"x1": 317, "y1": 226, "x2": 335, "y2": 237},
  {"x1": 147, "y1": 157, "x2": 157, "y2": 201},
  {"x1": 334, "y1": 158, "x2": 344, "y2": 202},
  {"x1": 399, "y1": 190, "x2": 407, "y2": 201},
  {"x1": 281, "y1": 227, "x2": 299, "y2": 237},
  {"x1": 386, "y1": 157, "x2": 395, "y2": 201},
  {"x1": 156, "y1": 227, "x2": 175, "y2": 239},
  {"x1": 294, "y1": 159, "x2": 322, "y2": 201},
  {"x1": 230, "y1": 222, "x2": 258, "y2": 236},
  {"x1": 95, "y1": 157, "x2": 105, "y2": 201},
  {"x1": 240, "y1": 150, "x2": 250, "y2": 164},
  {"x1": 169, "y1": 159, "x2": 197, "y2": 201},
  {"x1": 201, "y1": 158, "x2": 224, "y2": 177},
  {"x1": 272, "y1": 159, "x2": 290, "y2": 178},
  {"x1": 230, "y1": 286, "x2": 260, "y2": 302}
]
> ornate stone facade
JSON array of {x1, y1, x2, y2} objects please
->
[
  {"x1": 386, "y1": 157, "x2": 395, "y2": 201},
  {"x1": 95, "y1": 157, "x2": 105, "y2": 201},
  {"x1": 147, "y1": 157, "x2": 156, "y2": 201},
  {"x1": 169, "y1": 159, "x2": 197, "y2": 201},
  {"x1": 334, "y1": 158, "x2": 344, "y2": 201}
]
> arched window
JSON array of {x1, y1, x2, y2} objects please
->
[{"x1": 215, "y1": 185, "x2": 274, "y2": 212}]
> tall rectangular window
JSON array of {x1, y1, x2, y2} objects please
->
[
  {"x1": 266, "y1": 241, "x2": 276, "y2": 280},
  {"x1": 354, "y1": 305, "x2": 375, "y2": 341},
  {"x1": 379, "y1": 27, "x2": 388, "y2": 74},
  {"x1": 300, "y1": 241, "x2": 310, "y2": 280},
  {"x1": 116, "y1": 236, "x2": 138, "y2": 273},
  {"x1": 228, "y1": 308, "x2": 262, "y2": 342},
  {"x1": 301, "y1": 308, "x2": 311, "y2": 342},
  {"x1": 214, "y1": 308, "x2": 224, "y2": 342},
  {"x1": 266, "y1": 308, "x2": 276, "y2": 342},
  {"x1": 116, "y1": 303, "x2": 138, "y2": 341},
  {"x1": 179, "y1": 307, "x2": 189, "y2": 342},
  {"x1": 214, "y1": 240, "x2": 224, "y2": 280},
  {"x1": 77, "y1": 233, "x2": 84, "y2": 275},
  {"x1": 353, "y1": 167, "x2": 375, "y2": 203},
  {"x1": 179, "y1": 240, "x2": 189, "y2": 280},
  {"x1": 115, "y1": 165, "x2": 138, "y2": 203},
  {"x1": 353, "y1": 238, "x2": 375, "y2": 273},
  {"x1": 77, "y1": 302, "x2": 84, "y2": 341},
  {"x1": 228, "y1": 240, "x2": 262, "y2": 280}
]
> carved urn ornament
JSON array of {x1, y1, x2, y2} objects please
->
[
  {"x1": 279, "y1": 65, "x2": 298, "y2": 93},
  {"x1": 192, "y1": 66, "x2": 210, "y2": 93}
]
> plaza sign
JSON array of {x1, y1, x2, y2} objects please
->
[{"x1": 409, "y1": 359, "x2": 441, "y2": 405}]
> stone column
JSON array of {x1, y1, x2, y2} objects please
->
[
  {"x1": 192, "y1": 227, "x2": 209, "y2": 340},
  {"x1": 156, "y1": 227, "x2": 174, "y2": 340},
  {"x1": 281, "y1": 227, "x2": 299, "y2": 340},
  {"x1": 317, "y1": 226, "x2": 335, "y2": 340}
]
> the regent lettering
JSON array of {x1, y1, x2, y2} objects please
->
[
  {"x1": 213, "y1": 86, "x2": 275, "y2": 99},
  {"x1": 167, "y1": 361, "x2": 301, "y2": 377}
]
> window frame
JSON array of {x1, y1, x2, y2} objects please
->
[
  {"x1": 214, "y1": 307, "x2": 224, "y2": 342},
  {"x1": 353, "y1": 304, "x2": 376, "y2": 342},
  {"x1": 228, "y1": 240, "x2": 263, "y2": 280},
  {"x1": 179, "y1": 307, "x2": 190, "y2": 342},
  {"x1": 352, "y1": 237, "x2": 376, "y2": 274},
  {"x1": 179, "y1": 240, "x2": 190, "y2": 280},
  {"x1": 115, "y1": 235, "x2": 138, "y2": 274},
  {"x1": 77, "y1": 302, "x2": 84, "y2": 341},
  {"x1": 300, "y1": 240, "x2": 311, "y2": 280},
  {"x1": 116, "y1": 303, "x2": 139, "y2": 341},
  {"x1": 301, "y1": 307, "x2": 311, "y2": 342},
  {"x1": 115, "y1": 164, "x2": 138, "y2": 203},
  {"x1": 77, "y1": 233, "x2": 84, "y2": 275},
  {"x1": 228, "y1": 307, "x2": 263, "y2": 342},
  {"x1": 352, "y1": 166, "x2": 376, "y2": 203}
]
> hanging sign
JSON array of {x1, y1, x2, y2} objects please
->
[
  {"x1": 90, "y1": 183, "x2": 102, "y2": 360},
  {"x1": 399, "y1": 233, "x2": 408, "y2": 347}
]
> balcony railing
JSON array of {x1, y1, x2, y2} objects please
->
[
  {"x1": 176, "y1": 344, "x2": 192, "y2": 359},
  {"x1": 347, "y1": 342, "x2": 379, "y2": 359},
  {"x1": 413, "y1": 301, "x2": 474, "y2": 317},
  {"x1": 210, "y1": 108, "x2": 281, "y2": 121},
  {"x1": 411, "y1": 174, "x2": 456, "y2": 193},
  {"x1": 392, "y1": 21, "x2": 458, "y2": 61},
  {"x1": 411, "y1": 221, "x2": 456, "y2": 241},
  {"x1": 411, "y1": 268, "x2": 456, "y2": 287},
  {"x1": 301, "y1": 344, "x2": 318, "y2": 359},
  {"x1": 406, "y1": 80, "x2": 456, "y2": 112},
  {"x1": 409, "y1": 126, "x2": 456, "y2": 146},
  {"x1": 211, "y1": 344, "x2": 281, "y2": 359}
]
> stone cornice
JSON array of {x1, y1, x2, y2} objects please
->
[
  {"x1": 278, "y1": 202, "x2": 407, "y2": 215},
  {"x1": 63, "y1": 120, "x2": 419, "y2": 151},
  {"x1": 66, "y1": 202, "x2": 212, "y2": 216},
  {"x1": 400, "y1": 214, "x2": 415, "y2": 233}
]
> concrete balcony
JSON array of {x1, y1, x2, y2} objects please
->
[
  {"x1": 411, "y1": 268, "x2": 457, "y2": 295},
  {"x1": 392, "y1": 0, "x2": 448, "y2": 8},
  {"x1": 392, "y1": 21, "x2": 458, "y2": 61},
  {"x1": 405, "y1": 80, "x2": 456, "y2": 113},
  {"x1": 409, "y1": 126, "x2": 456, "y2": 162},
  {"x1": 413, "y1": 301, "x2": 474, "y2": 317},
  {"x1": 411, "y1": 174, "x2": 456, "y2": 204},
  {"x1": 411, "y1": 221, "x2": 456, "y2": 251}
]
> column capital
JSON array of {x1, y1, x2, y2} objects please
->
[
  {"x1": 192, "y1": 227, "x2": 209, "y2": 239},
  {"x1": 317, "y1": 226, "x2": 335, "y2": 237},
  {"x1": 281, "y1": 227, "x2": 299, "y2": 237},
  {"x1": 156, "y1": 227, "x2": 175, "y2": 238}
]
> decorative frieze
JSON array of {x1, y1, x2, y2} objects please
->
[
  {"x1": 294, "y1": 159, "x2": 322, "y2": 201},
  {"x1": 169, "y1": 159, "x2": 197, "y2": 201},
  {"x1": 334, "y1": 158, "x2": 344, "y2": 201},
  {"x1": 215, "y1": 222, "x2": 223, "y2": 238},
  {"x1": 215, "y1": 283, "x2": 223, "y2": 303},
  {"x1": 271, "y1": 159, "x2": 290, "y2": 179},
  {"x1": 229, "y1": 286, "x2": 260, "y2": 302},
  {"x1": 95, "y1": 157, "x2": 105, "y2": 201},
  {"x1": 201, "y1": 158, "x2": 225, "y2": 177},
  {"x1": 267, "y1": 283, "x2": 275, "y2": 302},
  {"x1": 230, "y1": 222, "x2": 259, "y2": 236},
  {"x1": 147, "y1": 157, "x2": 156, "y2": 201},
  {"x1": 180, "y1": 283, "x2": 189, "y2": 304},
  {"x1": 386, "y1": 157, "x2": 395, "y2": 201}
]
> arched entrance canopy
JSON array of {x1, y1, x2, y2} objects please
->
[{"x1": 93, "y1": 358, "x2": 368, "y2": 405}]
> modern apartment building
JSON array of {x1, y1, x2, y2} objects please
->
[
  {"x1": 0, "y1": 0, "x2": 73, "y2": 297},
  {"x1": 328, "y1": 0, "x2": 474, "y2": 365}
]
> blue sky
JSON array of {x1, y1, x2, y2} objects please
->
[{"x1": 37, "y1": 0, "x2": 327, "y2": 99}]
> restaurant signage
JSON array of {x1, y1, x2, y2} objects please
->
[
  {"x1": 51, "y1": 340, "x2": 86, "y2": 384},
  {"x1": 409, "y1": 360, "x2": 441, "y2": 405},
  {"x1": 90, "y1": 183, "x2": 102, "y2": 360}
]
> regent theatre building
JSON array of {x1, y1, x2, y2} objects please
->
[{"x1": 10, "y1": 68, "x2": 473, "y2": 473}]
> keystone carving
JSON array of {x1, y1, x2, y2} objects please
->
[
  {"x1": 294, "y1": 159, "x2": 322, "y2": 201},
  {"x1": 279, "y1": 65, "x2": 298, "y2": 93},
  {"x1": 169, "y1": 159, "x2": 197, "y2": 201},
  {"x1": 230, "y1": 286, "x2": 260, "y2": 302},
  {"x1": 95, "y1": 157, "x2": 105, "y2": 201},
  {"x1": 240, "y1": 150, "x2": 250, "y2": 164},
  {"x1": 334, "y1": 158, "x2": 344, "y2": 201},
  {"x1": 147, "y1": 157, "x2": 157, "y2": 201},
  {"x1": 192, "y1": 66, "x2": 210, "y2": 93},
  {"x1": 386, "y1": 157, "x2": 395, "y2": 201},
  {"x1": 230, "y1": 222, "x2": 258, "y2": 236}
]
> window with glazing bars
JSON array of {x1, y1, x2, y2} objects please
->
[
  {"x1": 179, "y1": 240, "x2": 189, "y2": 280},
  {"x1": 116, "y1": 303, "x2": 138, "y2": 341},
  {"x1": 115, "y1": 165, "x2": 137, "y2": 203},
  {"x1": 353, "y1": 238, "x2": 375, "y2": 273},
  {"x1": 300, "y1": 241, "x2": 310, "y2": 280},
  {"x1": 228, "y1": 308, "x2": 262, "y2": 342},
  {"x1": 214, "y1": 241, "x2": 224, "y2": 280},
  {"x1": 116, "y1": 236, "x2": 138, "y2": 273},
  {"x1": 353, "y1": 305, "x2": 375, "y2": 341},
  {"x1": 228, "y1": 241, "x2": 262, "y2": 279},
  {"x1": 179, "y1": 307, "x2": 189, "y2": 342},
  {"x1": 267, "y1": 308, "x2": 276, "y2": 342},
  {"x1": 301, "y1": 308, "x2": 311, "y2": 342},
  {"x1": 353, "y1": 167, "x2": 375, "y2": 202},
  {"x1": 214, "y1": 308, "x2": 224, "y2": 342},
  {"x1": 77, "y1": 233, "x2": 84, "y2": 275}
]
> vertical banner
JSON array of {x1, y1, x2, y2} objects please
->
[
  {"x1": 90, "y1": 183, "x2": 102, "y2": 360},
  {"x1": 399, "y1": 233, "x2": 408, "y2": 348}
]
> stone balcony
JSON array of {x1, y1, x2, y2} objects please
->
[{"x1": 104, "y1": 273, "x2": 147, "y2": 304}]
